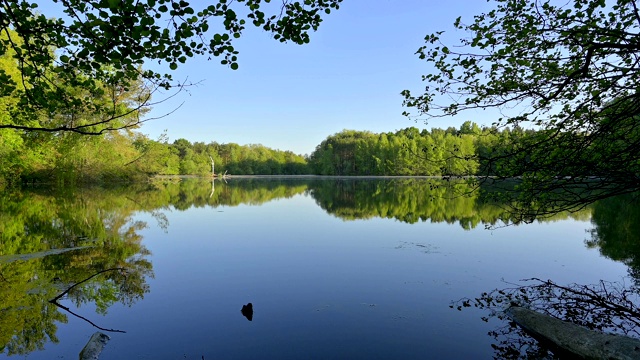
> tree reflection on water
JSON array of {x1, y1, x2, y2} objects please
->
[
  {"x1": 457, "y1": 194, "x2": 640, "y2": 359},
  {"x1": 0, "y1": 179, "x2": 307, "y2": 356},
  {"x1": 0, "y1": 179, "x2": 636, "y2": 358},
  {"x1": 0, "y1": 187, "x2": 154, "y2": 356}
]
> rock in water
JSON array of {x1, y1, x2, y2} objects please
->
[{"x1": 241, "y1": 303, "x2": 253, "y2": 321}]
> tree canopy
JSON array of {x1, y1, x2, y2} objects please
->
[
  {"x1": 402, "y1": 0, "x2": 640, "y2": 220},
  {"x1": 0, "y1": 0, "x2": 342, "y2": 134}
]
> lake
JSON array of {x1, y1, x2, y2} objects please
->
[{"x1": 0, "y1": 178, "x2": 636, "y2": 359}]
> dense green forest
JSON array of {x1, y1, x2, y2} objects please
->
[
  {"x1": 0, "y1": 29, "x2": 544, "y2": 187},
  {"x1": 0, "y1": 0, "x2": 637, "y2": 219},
  {"x1": 0, "y1": 28, "x2": 577, "y2": 188},
  {"x1": 3, "y1": 1, "x2": 638, "y2": 358},
  {"x1": 1, "y1": 103, "x2": 535, "y2": 187},
  {"x1": 0, "y1": 28, "x2": 310, "y2": 187},
  {"x1": 0, "y1": 126, "x2": 310, "y2": 186},
  {"x1": 307, "y1": 123, "x2": 534, "y2": 176}
]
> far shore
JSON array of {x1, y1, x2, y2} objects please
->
[{"x1": 153, "y1": 174, "x2": 481, "y2": 180}]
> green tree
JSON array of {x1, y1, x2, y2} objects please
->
[
  {"x1": 402, "y1": 0, "x2": 640, "y2": 220},
  {"x1": 0, "y1": 0, "x2": 342, "y2": 134},
  {"x1": 0, "y1": 28, "x2": 178, "y2": 185}
]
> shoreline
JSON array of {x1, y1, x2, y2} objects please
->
[{"x1": 152, "y1": 174, "x2": 480, "y2": 180}]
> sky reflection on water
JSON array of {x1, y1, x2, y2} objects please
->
[{"x1": 1, "y1": 179, "x2": 631, "y2": 359}]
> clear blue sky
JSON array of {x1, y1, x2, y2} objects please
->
[{"x1": 39, "y1": 0, "x2": 498, "y2": 155}]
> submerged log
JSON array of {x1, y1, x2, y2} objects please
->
[
  {"x1": 506, "y1": 306, "x2": 640, "y2": 360},
  {"x1": 79, "y1": 332, "x2": 110, "y2": 360}
]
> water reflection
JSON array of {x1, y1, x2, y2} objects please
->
[
  {"x1": 153, "y1": 178, "x2": 308, "y2": 210},
  {"x1": 461, "y1": 194, "x2": 640, "y2": 359},
  {"x1": 587, "y1": 195, "x2": 640, "y2": 283},
  {"x1": 0, "y1": 179, "x2": 636, "y2": 358},
  {"x1": 307, "y1": 178, "x2": 590, "y2": 228},
  {"x1": 0, "y1": 187, "x2": 153, "y2": 356},
  {"x1": 49, "y1": 268, "x2": 130, "y2": 333},
  {"x1": 457, "y1": 277, "x2": 640, "y2": 359}
]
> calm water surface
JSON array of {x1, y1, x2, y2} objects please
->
[{"x1": 0, "y1": 178, "x2": 634, "y2": 359}]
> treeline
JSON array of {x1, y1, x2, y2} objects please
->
[
  {"x1": 308, "y1": 122, "x2": 535, "y2": 176},
  {"x1": 155, "y1": 139, "x2": 309, "y2": 176},
  {"x1": 0, "y1": 29, "x2": 309, "y2": 187},
  {"x1": 2, "y1": 29, "x2": 545, "y2": 186},
  {"x1": 0, "y1": 25, "x2": 539, "y2": 187},
  {"x1": 0, "y1": 115, "x2": 540, "y2": 186},
  {"x1": 1, "y1": 120, "x2": 539, "y2": 186},
  {"x1": 2, "y1": 132, "x2": 309, "y2": 185},
  {"x1": 2, "y1": 130, "x2": 309, "y2": 186}
]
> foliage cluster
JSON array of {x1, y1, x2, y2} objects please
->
[
  {"x1": 160, "y1": 138, "x2": 310, "y2": 176},
  {"x1": 0, "y1": 25, "x2": 312, "y2": 186},
  {"x1": 3, "y1": 0, "x2": 639, "y2": 226},
  {"x1": 0, "y1": 0, "x2": 341, "y2": 133},
  {"x1": 403, "y1": 0, "x2": 640, "y2": 219},
  {"x1": 308, "y1": 121, "x2": 533, "y2": 177}
]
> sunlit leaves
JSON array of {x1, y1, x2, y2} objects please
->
[
  {"x1": 402, "y1": 0, "x2": 640, "y2": 220},
  {"x1": 404, "y1": 0, "x2": 640, "y2": 122},
  {"x1": 167, "y1": 138, "x2": 309, "y2": 176},
  {"x1": 0, "y1": 0, "x2": 342, "y2": 133},
  {"x1": 308, "y1": 127, "x2": 480, "y2": 177}
]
